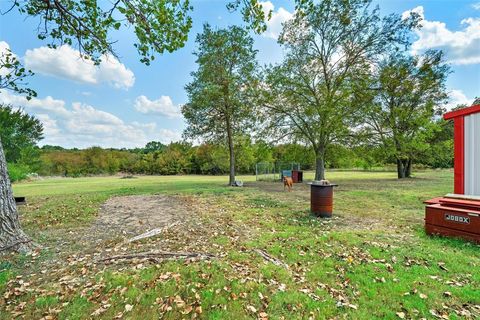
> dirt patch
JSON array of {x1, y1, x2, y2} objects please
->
[{"x1": 84, "y1": 195, "x2": 188, "y2": 245}]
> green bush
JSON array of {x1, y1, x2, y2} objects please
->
[{"x1": 7, "y1": 163, "x2": 31, "y2": 182}]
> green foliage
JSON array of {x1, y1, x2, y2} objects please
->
[
  {"x1": 418, "y1": 119, "x2": 454, "y2": 168},
  {"x1": 16, "y1": 0, "x2": 193, "y2": 65},
  {"x1": 144, "y1": 141, "x2": 166, "y2": 153},
  {"x1": 183, "y1": 25, "x2": 259, "y2": 184},
  {"x1": 33, "y1": 141, "x2": 322, "y2": 177},
  {"x1": 235, "y1": 135, "x2": 257, "y2": 173},
  {"x1": 155, "y1": 142, "x2": 194, "y2": 175},
  {"x1": 6, "y1": 163, "x2": 30, "y2": 182},
  {"x1": 24, "y1": 135, "x2": 455, "y2": 178},
  {"x1": 226, "y1": 0, "x2": 322, "y2": 35},
  {"x1": 8, "y1": 0, "x2": 294, "y2": 67},
  {"x1": 0, "y1": 45, "x2": 36, "y2": 98},
  {"x1": 0, "y1": 104, "x2": 43, "y2": 163},
  {"x1": 273, "y1": 144, "x2": 315, "y2": 170},
  {"x1": 366, "y1": 51, "x2": 450, "y2": 178},
  {"x1": 183, "y1": 25, "x2": 258, "y2": 141},
  {"x1": 193, "y1": 143, "x2": 229, "y2": 175}
]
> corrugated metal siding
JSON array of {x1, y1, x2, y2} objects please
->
[{"x1": 465, "y1": 113, "x2": 480, "y2": 196}]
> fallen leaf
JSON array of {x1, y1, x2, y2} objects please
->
[
  {"x1": 181, "y1": 305, "x2": 193, "y2": 315},
  {"x1": 247, "y1": 305, "x2": 257, "y2": 313}
]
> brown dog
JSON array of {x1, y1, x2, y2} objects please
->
[{"x1": 283, "y1": 176, "x2": 293, "y2": 192}]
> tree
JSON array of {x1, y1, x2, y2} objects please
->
[
  {"x1": 259, "y1": 0, "x2": 416, "y2": 180},
  {"x1": 0, "y1": 105, "x2": 42, "y2": 253},
  {"x1": 0, "y1": 104, "x2": 44, "y2": 163},
  {"x1": 182, "y1": 25, "x2": 258, "y2": 186},
  {"x1": 144, "y1": 141, "x2": 166, "y2": 154},
  {"x1": 193, "y1": 144, "x2": 229, "y2": 175},
  {"x1": 0, "y1": 142, "x2": 33, "y2": 252},
  {"x1": 419, "y1": 118, "x2": 453, "y2": 169},
  {"x1": 156, "y1": 142, "x2": 193, "y2": 175},
  {"x1": 273, "y1": 143, "x2": 315, "y2": 169},
  {"x1": 365, "y1": 51, "x2": 449, "y2": 178}
]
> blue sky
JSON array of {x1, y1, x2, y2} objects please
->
[{"x1": 0, "y1": 0, "x2": 479, "y2": 148}]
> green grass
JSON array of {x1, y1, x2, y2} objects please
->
[{"x1": 1, "y1": 170, "x2": 479, "y2": 319}]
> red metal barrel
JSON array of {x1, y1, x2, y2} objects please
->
[{"x1": 309, "y1": 182, "x2": 338, "y2": 218}]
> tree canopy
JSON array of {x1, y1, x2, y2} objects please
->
[
  {"x1": 0, "y1": 104, "x2": 43, "y2": 163},
  {"x1": 365, "y1": 50, "x2": 450, "y2": 178}
]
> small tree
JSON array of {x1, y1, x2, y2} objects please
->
[
  {"x1": 0, "y1": 104, "x2": 44, "y2": 163},
  {"x1": 144, "y1": 141, "x2": 167, "y2": 154},
  {"x1": 259, "y1": 0, "x2": 416, "y2": 180},
  {"x1": 366, "y1": 50, "x2": 449, "y2": 178},
  {"x1": 182, "y1": 25, "x2": 258, "y2": 186}
]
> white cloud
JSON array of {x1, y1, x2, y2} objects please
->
[
  {"x1": 0, "y1": 91, "x2": 181, "y2": 148},
  {"x1": 134, "y1": 95, "x2": 182, "y2": 118},
  {"x1": 158, "y1": 128, "x2": 182, "y2": 143},
  {"x1": 259, "y1": 1, "x2": 293, "y2": 39},
  {"x1": 24, "y1": 45, "x2": 135, "y2": 89},
  {"x1": 447, "y1": 89, "x2": 473, "y2": 110},
  {"x1": 402, "y1": 6, "x2": 480, "y2": 65},
  {"x1": 0, "y1": 41, "x2": 9, "y2": 55},
  {"x1": 0, "y1": 91, "x2": 69, "y2": 116},
  {"x1": 36, "y1": 114, "x2": 61, "y2": 136},
  {"x1": 473, "y1": 2, "x2": 480, "y2": 10}
]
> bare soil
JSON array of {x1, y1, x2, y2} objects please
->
[{"x1": 84, "y1": 195, "x2": 189, "y2": 245}]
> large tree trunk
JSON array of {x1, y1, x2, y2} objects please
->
[
  {"x1": 405, "y1": 158, "x2": 412, "y2": 178},
  {"x1": 397, "y1": 159, "x2": 405, "y2": 179},
  {"x1": 225, "y1": 116, "x2": 235, "y2": 186},
  {"x1": 396, "y1": 158, "x2": 412, "y2": 179},
  {"x1": 314, "y1": 148, "x2": 326, "y2": 181},
  {"x1": 0, "y1": 138, "x2": 33, "y2": 254}
]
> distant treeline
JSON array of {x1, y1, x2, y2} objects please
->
[
  {"x1": 12, "y1": 130, "x2": 452, "y2": 179},
  {"x1": 37, "y1": 139, "x2": 316, "y2": 177},
  {"x1": 2, "y1": 99, "x2": 453, "y2": 181}
]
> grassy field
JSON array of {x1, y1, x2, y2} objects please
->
[{"x1": 1, "y1": 170, "x2": 479, "y2": 319}]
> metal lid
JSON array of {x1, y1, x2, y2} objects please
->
[{"x1": 307, "y1": 181, "x2": 338, "y2": 187}]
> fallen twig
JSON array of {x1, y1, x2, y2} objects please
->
[
  {"x1": 128, "y1": 221, "x2": 180, "y2": 243},
  {"x1": 254, "y1": 249, "x2": 289, "y2": 270},
  {"x1": 98, "y1": 250, "x2": 215, "y2": 263}
]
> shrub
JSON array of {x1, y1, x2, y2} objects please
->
[{"x1": 7, "y1": 163, "x2": 31, "y2": 182}]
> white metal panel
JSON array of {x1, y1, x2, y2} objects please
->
[{"x1": 464, "y1": 112, "x2": 480, "y2": 196}]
